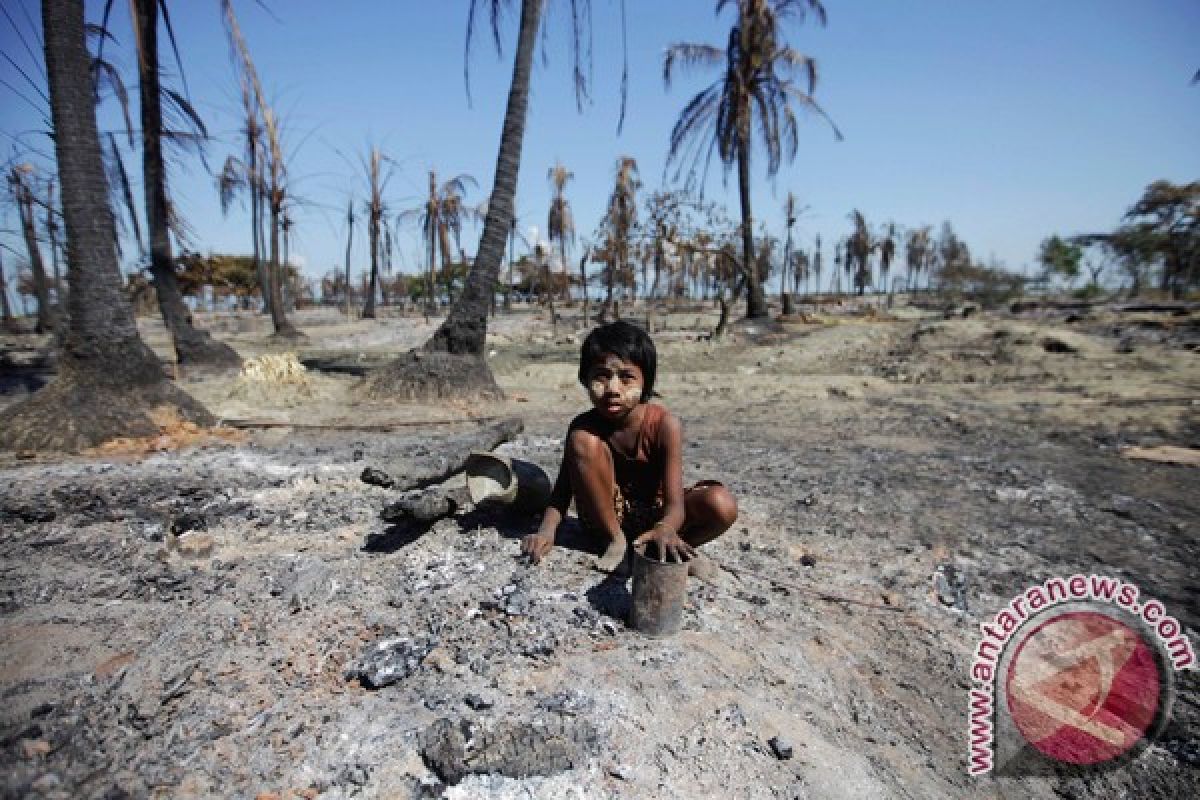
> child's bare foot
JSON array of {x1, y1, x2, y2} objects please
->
[
  {"x1": 594, "y1": 534, "x2": 628, "y2": 573},
  {"x1": 687, "y1": 552, "x2": 720, "y2": 584}
]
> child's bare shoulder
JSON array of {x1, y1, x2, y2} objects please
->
[
  {"x1": 566, "y1": 409, "x2": 604, "y2": 435},
  {"x1": 647, "y1": 402, "x2": 681, "y2": 426}
]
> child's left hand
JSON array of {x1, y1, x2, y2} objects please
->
[{"x1": 633, "y1": 523, "x2": 695, "y2": 563}]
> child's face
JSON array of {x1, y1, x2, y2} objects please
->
[{"x1": 585, "y1": 352, "x2": 644, "y2": 420}]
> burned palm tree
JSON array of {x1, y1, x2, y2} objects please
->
[
  {"x1": 0, "y1": 0, "x2": 212, "y2": 451},
  {"x1": 219, "y1": 0, "x2": 301, "y2": 338},
  {"x1": 781, "y1": 191, "x2": 798, "y2": 313},
  {"x1": 437, "y1": 180, "x2": 478, "y2": 304},
  {"x1": 878, "y1": 221, "x2": 896, "y2": 298},
  {"x1": 130, "y1": 0, "x2": 240, "y2": 367},
  {"x1": 846, "y1": 209, "x2": 874, "y2": 296},
  {"x1": 401, "y1": 170, "x2": 477, "y2": 313},
  {"x1": 342, "y1": 196, "x2": 355, "y2": 315},
  {"x1": 546, "y1": 161, "x2": 575, "y2": 305},
  {"x1": 6, "y1": 164, "x2": 54, "y2": 333},
  {"x1": 259, "y1": 108, "x2": 301, "y2": 337},
  {"x1": 810, "y1": 233, "x2": 822, "y2": 299},
  {"x1": 664, "y1": 0, "x2": 840, "y2": 319},
  {"x1": 603, "y1": 156, "x2": 640, "y2": 315},
  {"x1": 361, "y1": 146, "x2": 395, "y2": 319}
]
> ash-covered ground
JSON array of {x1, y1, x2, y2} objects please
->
[{"x1": 1, "y1": 302, "x2": 1197, "y2": 798}]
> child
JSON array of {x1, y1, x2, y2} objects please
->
[{"x1": 521, "y1": 320, "x2": 738, "y2": 574}]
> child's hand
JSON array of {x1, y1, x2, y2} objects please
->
[
  {"x1": 521, "y1": 531, "x2": 555, "y2": 564},
  {"x1": 633, "y1": 523, "x2": 695, "y2": 563}
]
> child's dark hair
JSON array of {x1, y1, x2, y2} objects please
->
[{"x1": 578, "y1": 320, "x2": 657, "y2": 402}]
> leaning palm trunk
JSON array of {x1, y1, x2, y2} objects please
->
[
  {"x1": 0, "y1": 0, "x2": 212, "y2": 451},
  {"x1": 134, "y1": 0, "x2": 239, "y2": 369},
  {"x1": 0, "y1": 252, "x2": 20, "y2": 332},
  {"x1": 363, "y1": 0, "x2": 540, "y2": 400},
  {"x1": 12, "y1": 179, "x2": 54, "y2": 333},
  {"x1": 426, "y1": 0, "x2": 538, "y2": 355}
]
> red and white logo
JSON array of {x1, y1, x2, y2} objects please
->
[
  {"x1": 1004, "y1": 610, "x2": 1162, "y2": 765},
  {"x1": 967, "y1": 576, "x2": 1192, "y2": 776}
]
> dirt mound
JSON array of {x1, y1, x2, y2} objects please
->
[{"x1": 359, "y1": 349, "x2": 504, "y2": 402}]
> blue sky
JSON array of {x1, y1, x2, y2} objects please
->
[{"x1": 2, "y1": 0, "x2": 1198, "y2": 293}]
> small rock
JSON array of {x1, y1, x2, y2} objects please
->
[
  {"x1": 464, "y1": 693, "x2": 494, "y2": 711},
  {"x1": 360, "y1": 467, "x2": 394, "y2": 489},
  {"x1": 768, "y1": 736, "x2": 794, "y2": 760},
  {"x1": 344, "y1": 637, "x2": 433, "y2": 689},
  {"x1": 539, "y1": 690, "x2": 593, "y2": 716},
  {"x1": 827, "y1": 386, "x2": 863, "y2": 401},
  {"x1": 1040, "y1": 336, "x2": 1078, "y2": 354},
  {"x1": 932, "y1": 563, "x2": 968, "y2": 612},
  {"x1": 799, "y1": 553, "x2": 817, "y2": 568},
  {"x1": 170, "y1": 511, "x2": 206, "y2": 536}
]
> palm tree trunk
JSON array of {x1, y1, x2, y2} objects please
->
[
  {"x1": 343, "y1": 201, "x2": 353, "y2": 317},
  {"x1": 782, "y1": 224, "x2": 793, "y2": 315},
  {"x1": 46, "y1": 186, "x2": 62, "y2": 302},
  {"x1": 426, "y1": 229, "x2": 437, "y2": 313},
  {"x1": 14, "y1": 184, "x2": 53, "y2": 333},
  {"x1": 363, "y1": 210, "x2": 379, "y2": 318},
  {"x1": 266, "y1": 195, "x2": 298, "y2": 336},
  {"x1": 247, "y1": 145, "x2": 269, "y2": 315},
  {"x1": 426, "y1": 0, "x2": 541, "y2": 355},
  {"x1": 0, "y1": 251, "x2": 19, "y2": 331},
  {"x1": 134, "y1": 0, "x2": 239, "y2": 369},
  {"x1": 0, "y1": 0, "x2": 211, "y2": 452},
  {"x1": 505, "y1": 218, "x2": 515, "y2": 310},
  {"x1": 579, "y1": 247, "x2": 589, "y2": 324},
  {"x1": 737, "y1": 137, "x2": 766, "y2": 318},
  {"x1": 438, "y1": 224, "x2": 455, "y2": 305}
]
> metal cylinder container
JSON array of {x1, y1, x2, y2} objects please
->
[{"x1": 629, "y1": 545, "x2": 689, "y2": 637}]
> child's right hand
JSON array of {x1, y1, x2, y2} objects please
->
[{"x1": 521, "y1": 531, "x2": 555, "y2": 564}]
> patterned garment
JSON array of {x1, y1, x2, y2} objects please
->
[{"x1": 578, "y1": 480, "x2": 722, "y2": 540}]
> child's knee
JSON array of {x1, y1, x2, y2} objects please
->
[
  {"x1": 566, "y1": 428, "x2": 608, "y2": 465},
  {"x1": 708, "y1": 487, "x2": 738, "y2": 530}
]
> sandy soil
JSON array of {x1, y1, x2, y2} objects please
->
[{"x1": 1, "y1": 300, "x2": 1197, "y2": 798}]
